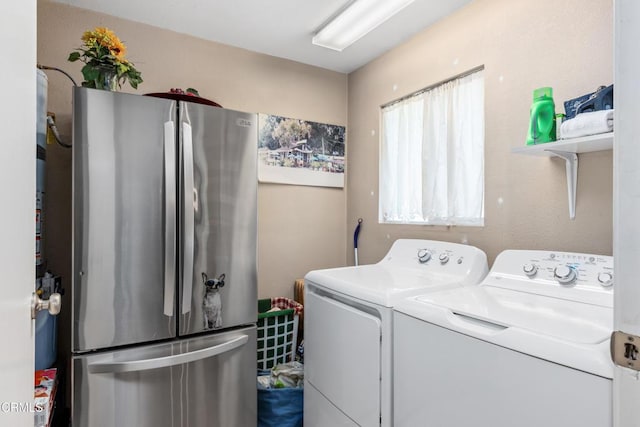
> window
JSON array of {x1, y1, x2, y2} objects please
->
[{"x1": 379, "y1": 68, "x2": 484, "y2": 226}]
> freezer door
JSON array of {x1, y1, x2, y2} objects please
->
[
  {"x1": 178, "y1": 103, "x2": 257, "y2": 336},
  {"x1": 72, "y1": 326, "x2": 257, "y2": 427},
  {"x1": 73, "y1": 88, "x2": 177, "y2": 352}
]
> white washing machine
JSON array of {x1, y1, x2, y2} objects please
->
[
  {"x1": 394, "y1": 250, "x2": 614, "y2": 427},
  {"x1": 303, "y1": 239, "x2": 488, "y2": 427}
]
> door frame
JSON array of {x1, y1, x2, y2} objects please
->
[
  {"x1": 0, "y1": 1, "x2": 37, "y2": 426},
  {"x1": 613, "y1": 1, "x2": 640, "y2": 425}
]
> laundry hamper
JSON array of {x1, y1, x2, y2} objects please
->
[{"x1": 257, "y1": 298, "x2": 303, "y2": 370}]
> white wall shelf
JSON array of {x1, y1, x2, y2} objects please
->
[{"x1": 511, "y1": 132, "x2": 614, "y2": 220}]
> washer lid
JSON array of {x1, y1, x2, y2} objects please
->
[
  {"x1": 414, "y1": 286, "x2": 611, "y2": 344},
  {"x1": 306, "y1": 264, "x2": 469, "y2": 307},
  {"x1": 304, "y1": 239, "x2": 488, "y2": 307},
  {"x1": 396, "y1": 285, "x2": 613, "y2": 378}
]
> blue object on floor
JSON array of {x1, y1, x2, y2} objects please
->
[
  {"x1": 35, "y1": 310, "x2": 57, "y2": 370},
  {"x1": 257, "y1": 386, "x2": 303, "y2": 427}
]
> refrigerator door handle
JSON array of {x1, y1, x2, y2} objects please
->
[
  {"x1": 182, "y1": 121, "x2": 195, "y2": 315},
  {"x1": 163, "y1": 121, "x2": 177, "y2": 317},
  {"x1": 88, "y1": 334, "x2": 249, "y2": 374}
]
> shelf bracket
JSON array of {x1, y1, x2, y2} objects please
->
[{"x1": 546, "y1": 150, "x2": 578, "y2": 220}]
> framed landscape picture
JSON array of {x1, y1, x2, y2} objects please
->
[{"x1": 258, "y1": 113, "x2": 345, "y2": 188}]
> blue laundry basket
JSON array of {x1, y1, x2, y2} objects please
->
[{"x1": 257, "y1": 385, "x2": 303, "y2": 427}]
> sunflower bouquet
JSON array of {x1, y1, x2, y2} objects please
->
[{"x1": 68, "y1": 27, "x2": 143, "y2": 90}]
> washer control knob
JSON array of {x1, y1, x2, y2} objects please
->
[
  {"x1": 554, "y1": 265, "x2": 577, "y2": 285},
  {"x1": 523, "y1": 263, "x2": 538, "y2": 277},
  {"x1": 597, "y1": 272, "x2": 613, "y2": 287},
  {"x1": 438, "y1": 253, "x2": 450, "y2": 264},
  {"x1": 417, "y1": 249, "x2": 432, "y2": 263}
]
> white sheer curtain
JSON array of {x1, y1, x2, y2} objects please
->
[{"x1": 380, "y1": 69, "x2": 484, "y2": 225}]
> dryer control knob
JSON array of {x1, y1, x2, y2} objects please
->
[
  {"x1": 417, "y1": 249, "x2": 432, "y2": 263},
  {"x1": 523, "y1": 263, "x2": 538, "y2": 277},
  {"x1": 554, "y1": 265, "x2": 577, "y2": 285},
  {"x1": 597, "y1": 272, "x2": 613, "y2": 287},
  {"x1": 438, "y1": 253, "x2": 450, "y2": 264}
]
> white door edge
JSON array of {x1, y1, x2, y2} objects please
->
[
  {"x1": 614, "y1": 1, "x2": 640, "y2": 425},
  {"x1": 0, "y1": 1, "x2": 37, "y2": 426}
]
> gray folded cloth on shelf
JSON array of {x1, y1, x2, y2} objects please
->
[{"x1": 560, "y1": 109, "x2": 614, "y2": 139}]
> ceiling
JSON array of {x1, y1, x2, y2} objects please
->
[{"x1": 52, "y1": 0, "x2": 473, "y2": 73}]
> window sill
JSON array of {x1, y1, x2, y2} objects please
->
[{"x1": 380, "y1": 219, "x2": 484, "y2": 227}]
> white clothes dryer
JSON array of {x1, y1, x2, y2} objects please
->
[
  {"x1": 303, "y1": 239, "x2": 488, "y2": 427},
  {"x1": 393, "y1": 250, "x2": 614, "y2": 427}
]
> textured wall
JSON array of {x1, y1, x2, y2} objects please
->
[{"x1": 347, "y1": 0, "x2": 613, "y2": 265}]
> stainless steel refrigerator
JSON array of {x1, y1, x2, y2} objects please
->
[{"x1": 71, "y1": 87, "x2": 257, "y2": 426}]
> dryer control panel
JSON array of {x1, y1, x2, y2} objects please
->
[
  {"x1": 483, "y1": 250, "x2": 614, "y2": 307},
  {"x1": 377, "y1": 239, "x2": 489, "y2": 287},
  {"x1": 381, "y1": 239, "x2": 487, "y2": 266}
]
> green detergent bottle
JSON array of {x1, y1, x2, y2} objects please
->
[{"x1": 526, "y1": 87, "x2": 556, "y2": 145}]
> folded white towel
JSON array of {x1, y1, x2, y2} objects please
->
[{"x1": 560, "y1": 109, "x2": 614, "y2": 139}]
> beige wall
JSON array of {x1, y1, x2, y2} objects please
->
[
  {"x1": 347, "y1": 0, "x2": 613, "y2": 265},
  {"x1": 37, "y1": 0, "x2": 347, "y2": 367},
  {"x1": 39, "y1": 0, "x2": 614, "y2": 371}
]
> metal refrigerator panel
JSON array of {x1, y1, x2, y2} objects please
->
[
  {"x1": 72, "y1": 326, "x2": 257, "y2": 427},
  {"x1": 177, "y1": 102, "x2": 257, "y2": 336},
  {"x1": 72, "y1": 88, "x2": 177, "y2": 352}
]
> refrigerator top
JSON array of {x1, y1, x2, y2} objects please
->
[{"x1": 145, "y1": 91, "x2": 223, "y2": 108}]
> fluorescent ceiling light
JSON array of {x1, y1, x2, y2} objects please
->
[{"x1": 313, "y1": 0, "x2": 415, "y2": 51}]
